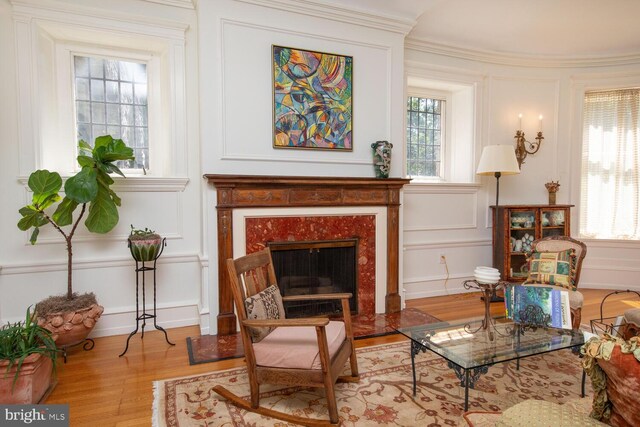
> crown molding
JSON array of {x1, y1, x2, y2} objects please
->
[
  {"x1": 234, "y1": 0, "x2": 416, "y2": 35},
  {"x1": 142, "y1": 0, "x2": 195, "y2": 9},
  {"x1": 10, "y1": 0, "x2": 191, "y2": 36},
  {"x1": 405, "y1": 37, "x2": 640, "y2": 69}
]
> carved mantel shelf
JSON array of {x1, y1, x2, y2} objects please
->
[{"x1": 205, "y1": 174, "x2": 411, "y2": 335}]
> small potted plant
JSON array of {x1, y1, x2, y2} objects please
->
[
  {"x1": 17, "y1": 135, "x2": 134, "y2": 347},
  {"x1": 128, "y1": 226, "x2": 163, "y2": 262},
  {"x1": 0, "y1": 307, "x2": 58, "y2": 404}
]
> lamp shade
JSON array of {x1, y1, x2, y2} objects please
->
[{"x1": 476, "y1": 145, "x2": 520, "y2": 176}]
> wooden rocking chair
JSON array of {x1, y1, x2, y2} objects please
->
[{"x1": 214, "y1": 247, "x2": 360, "y2": 426}]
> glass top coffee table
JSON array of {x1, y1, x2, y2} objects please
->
[{"x1": 396, "y1": 317, "x2": 587, "y2": 411}]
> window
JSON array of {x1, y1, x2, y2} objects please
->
[
  {"x1": 406, "y1": 96, "x2": 445, "y2": 178},
  {"x1": 581, "y1": 88, "x2": 640, "y2": 239},
  {"x1": 73, "y1": 56, "x2": 149, "y2": 171},
  {"x1": 13, "y1": 3, "x2": 189, "y2": 184}
]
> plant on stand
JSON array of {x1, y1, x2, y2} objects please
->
[
  {"x1": 17, "y1": 135, "x2": 134, "y2": 347},
  {"x1": 128, "y1": 226, "x2": 163, "y2": 262}
]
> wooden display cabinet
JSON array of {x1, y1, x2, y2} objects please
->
[{"x1": 491, "y1": 205, "x2": 573, "y2": 282}]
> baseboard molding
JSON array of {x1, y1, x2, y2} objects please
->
[
  {"x1": 90, "y1": 302, "x2": 201, "y2": 338},
  {"x1": 577, "y1": 282, "x2": 640, "y2": 292},
  {"x1": 403, "y1": 274, "x2": 476, "y2": 300}
]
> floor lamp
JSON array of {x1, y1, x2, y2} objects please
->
[{"x1": 476, "y1": 145, "x2": 521, "y2": 302}]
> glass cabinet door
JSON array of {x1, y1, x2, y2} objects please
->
[
  {"x1": 541, "y1": 209, "x2": 566, "y2": 237},
  {"x1": 508, "y1": 209, "x2": 535, "y2": 280}
]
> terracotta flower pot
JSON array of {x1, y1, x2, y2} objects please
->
[
  {"x1": 37, "y1": 303, "x2": 104, "y2": 348},
  {"x1": 0, "y1": 353, "x2": 54, "y2": 404}
]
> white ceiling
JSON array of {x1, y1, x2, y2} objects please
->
[{"x1": 325, "y1": 0, "x2": 640, "y2": 59}]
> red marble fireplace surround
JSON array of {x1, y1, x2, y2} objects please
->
[
  {"x1": 245, "y1": 215, "x2": 376, "y2": 315},
  {"x1": 205, "y1": 174, "x2": 411, "y2": 335}
]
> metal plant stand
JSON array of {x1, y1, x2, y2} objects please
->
[
  {"x1": 119, "y1": 238, "x2": 175, "y2": 357},
  {"x1": 60, "y1": 339, "x2": 95, "y2": 363}
]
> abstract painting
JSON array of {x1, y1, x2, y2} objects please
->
[{"x1": 272, "y1": 45, "x2": 352, "y2": 150}]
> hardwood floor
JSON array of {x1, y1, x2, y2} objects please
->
[{"x1": 45, "y1": 288, "x2": 638, "y2": 426}]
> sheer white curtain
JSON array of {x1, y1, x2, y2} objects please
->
[{"x1": 581, "y1": 89, "x2": 640, "y2": 239}]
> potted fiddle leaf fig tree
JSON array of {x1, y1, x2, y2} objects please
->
[{"x1": 17, "y1": 135, "x2": 134, "y2": 347}]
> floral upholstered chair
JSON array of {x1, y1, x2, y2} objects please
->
[{"x1": 522, "y1": 235, "x2": 587, "y2": 330}]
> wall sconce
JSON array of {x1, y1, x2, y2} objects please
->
[{"x1": 514, "y1": 113, "x2": 544, "y2": 168}]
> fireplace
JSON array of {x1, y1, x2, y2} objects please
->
[
  {"x1": 206, "y1": 174, "x2": 411, "y2": 335},
  {"x1": 269, "y1": 239, "x2": 358, "y2": 317}
]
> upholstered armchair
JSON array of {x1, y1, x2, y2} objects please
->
[{"x1": 524, "y1": 235, "x2": 587, "y2": 330}]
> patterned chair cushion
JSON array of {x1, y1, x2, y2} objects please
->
[
  {"x1": 525, "y1": 249, "x2": 577, "y2": 291},
  {"x1": 244, "y1": 284, "x2": 285, "y2": 342}
]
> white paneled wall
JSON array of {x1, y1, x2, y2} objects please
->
[
  {"x1": 403, "y1": 184, "x2": 491, "y2": 299},
  {"x1": 403, "y1": 45, "x2": 640, "y2": 301},
  {"x1": 0, "y1": 0, "x2": 205, "y2": 336},
  {"x1": 199, "y1": 0, "x2": 409, "y2": 333},
  {"x1": 2, "y1": 0, "x2": 640, "y2": 338}
]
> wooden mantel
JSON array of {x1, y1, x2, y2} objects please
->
[{"x1": 205, "y1": 174, "x2": 411, "y2": 335}]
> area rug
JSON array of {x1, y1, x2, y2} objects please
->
[
  {"x1": 186, "y1": 308, "x2": 442, "y2": 365},
  {"x1": 154, "y1": 341, "x2": 592, "y2": 426}
]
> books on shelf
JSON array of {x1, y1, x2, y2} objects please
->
[{"x1": 504, "y1": 285, "x2": 572, "y2": 330}]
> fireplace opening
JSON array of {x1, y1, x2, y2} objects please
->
[{"x1": 268, "y1": 239, "x2": 358, "y2": 318}]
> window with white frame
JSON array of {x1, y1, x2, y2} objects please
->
[
  {"x1": 406, "y1": 96, "x2": 445, "y2": 179},
  {"x1": 13, "y1": 3, "x2": 188, "y2": 185},
  {"x1": 73, "y1": 55, "x2": 149, "y2": 171},
  {"x1": 581, "y1": 88, "x2": 640, "y2": 240}
]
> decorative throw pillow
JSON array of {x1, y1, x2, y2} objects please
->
[
  {"x1": 524, "y1": 249, "x2": 576, "y2": 291},
  {"x1": 244, "y1": 285, "x2": 285, "y2": 342}
]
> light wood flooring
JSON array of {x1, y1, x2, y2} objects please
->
[{"x1": 45, "y1": 288, "x2": 639, "y2": 426}]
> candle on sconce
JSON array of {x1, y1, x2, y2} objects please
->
[
  {"x1": 539, "y1": 115, "x2": 543, "y2": 131},
  {"x1": 518, "y1": 113, "x2": 523, "y2": 130}
]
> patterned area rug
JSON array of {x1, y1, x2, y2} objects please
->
[{"x1": 154, "y1": 341, "x2": 592, "y2": 426}]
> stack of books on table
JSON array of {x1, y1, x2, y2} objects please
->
[{"x1": 504, "y1": 285, "x2": 572, "y2": 330}]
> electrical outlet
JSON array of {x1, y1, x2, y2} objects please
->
[{"x1": 439, "y1": 254, "x2": 446, "y2": 264}]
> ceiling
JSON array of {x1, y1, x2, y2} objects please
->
[{"x1": 327, "y1": 0, "x2": 640, "y2": 59}]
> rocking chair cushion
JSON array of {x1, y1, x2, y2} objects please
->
[
  {"x1": 244, "y1": 285, "x2": 286, "y2": 342},
  {"x1": 253, "y1": 320, "x2": 346, "y2": 370}
]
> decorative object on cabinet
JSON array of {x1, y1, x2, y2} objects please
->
[
  {"x1": 476, "y1": 145, "x2": 520, "y2": 207},
  {"x1": 514, "y1": 113, "x2": 544, "y2": 168},
  {"x1": 272, "y1": 45, "x2": 352, "y2": 151},
  {"x1": 491, "y1": 205, "x2": 573, "y2": 283},
  {"x1": 545, "y1": 181, "x2": 560, "y2": 205},
  {"x1": 371, "y1": 140, "x2": 392, "y2": 178}
]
